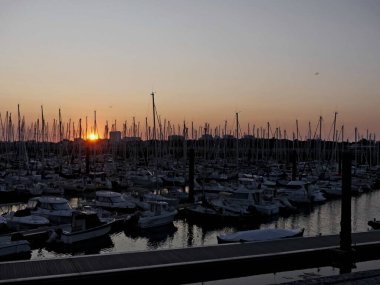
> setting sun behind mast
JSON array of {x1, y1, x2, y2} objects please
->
[{"x1": 88, "y1": 133, "x2": 98, "y2": 141}]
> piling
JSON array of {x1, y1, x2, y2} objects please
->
[{"x1": 334, "y1": 150, "x2": 354, "y2": 274}]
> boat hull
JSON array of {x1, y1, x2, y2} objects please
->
[
  {"x1": 217, "y1": 228, "x2": 305, "y2": 244},
  {"x1": 59, "y1": 223, "x2": 112, "y2": 244}
]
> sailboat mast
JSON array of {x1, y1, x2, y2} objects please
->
[
  {"x1": 151, "y1": 92, "x2": 156, "y2": 142},
  {"x1": 17, "y1": 105, "x2": 21, "y2": 142},
  {"x1": 151, "y1": 92, "x2": 158, "y2": 191},
  {"x1": 236, "y1": 112, "x2": 239, "y2": 170},
  {"x1": 59, "y1": 109, "x2": 62, "y2": 142}
]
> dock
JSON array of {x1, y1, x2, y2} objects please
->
[{"x1": 2, "y1": 230, "x2": 380, "y2": 284}]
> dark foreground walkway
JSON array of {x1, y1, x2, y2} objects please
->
[{"x1": 3, "y1": 230, "x2": 380, "y2": 284}]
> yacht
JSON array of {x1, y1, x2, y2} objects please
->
[{"x1": 27, "y1": 196, "x2": 74, "y2": 225}]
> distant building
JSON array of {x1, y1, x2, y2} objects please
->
[
  {"x1": 122, "y1": 136, "x2": 142, "y2": 142},
  {"x1": 199, "y1": 134, "x2": 213, "y2": 141},
  {"x1": 223, "y1": 135, "x2": 235, "y2": 140},
  {"x1": 168, "y1": 135, "x2": 185, "y2": 141},
  {"x1": 109, "y1": 131, "x2": 121, "y2": 143}
]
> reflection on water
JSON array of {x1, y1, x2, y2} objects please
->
[
  {"x1": 124, "y1": 223, "x2": 178, "y2": 249},
  {"x1": 28, "y1": 190, "x2": 380, "y2": 260},
  {"x1": 32, "y1": 234, "x2": 114, "y2": 259}
]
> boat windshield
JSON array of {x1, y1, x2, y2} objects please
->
[{"x1": 51, "y1": 203, "x2": 72, "y2": 210}]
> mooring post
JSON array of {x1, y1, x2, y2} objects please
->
[
  {"x1": 188, "y1": 148, "x2": 195, "y2": 203},
  {"x1": 340, "y1": 151, "x2": 352, "y2": 251},
  {"x1": 335, "y1": 150, "x2": 355, "y2": 274}
]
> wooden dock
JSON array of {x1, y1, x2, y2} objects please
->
[{"x1": 2, "y1": 230, "x2": 380, "y2": 284}]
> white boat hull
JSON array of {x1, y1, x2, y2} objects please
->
[
  {"x1": 217, "y1": 228, "x2": 305, "y2": 244},
  {"x1": 57, "y1": 223, "x2": 112, "y2": 244}
]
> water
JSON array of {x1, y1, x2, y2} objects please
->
[{"x1": 29, "y1": 190, "x2": 380, "y2": 260}]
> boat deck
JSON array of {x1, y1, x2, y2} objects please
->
[{"x1": 2, "y1": 230, "x2": 380, "y2": 284}]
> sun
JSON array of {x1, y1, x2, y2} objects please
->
[{"x1": 88, "y1": 133, "x2": 98, "y2": 141}]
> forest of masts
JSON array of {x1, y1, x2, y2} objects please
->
[{"x1": 0, "y1": 105, "x2": 379, "y2": 167}]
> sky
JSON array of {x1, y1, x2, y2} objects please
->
[{"x1": 1, "y1": 0, "x2": 380, "y2": 141}]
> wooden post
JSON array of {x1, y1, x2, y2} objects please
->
[{"x1": 188, "y1": 148, "x2": 195, "y2": 203}]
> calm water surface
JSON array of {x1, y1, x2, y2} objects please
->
[{"x1": 30, "y1": 189, "x2": 380, "y2": 260}]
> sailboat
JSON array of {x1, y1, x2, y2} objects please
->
[{"x1": 130, "y1": 93, "x2": 177, "y2": 229}]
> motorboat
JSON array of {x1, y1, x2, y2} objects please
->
[
  {"x1": 0, "y1": 233, "x2": 31, "y2": 258},
  {"x1": 27, "y1": 196, "x2": 74, "y2": 225},
  {"x1": 47, "y1": 210, "x2": 114, "y2": 244},
  {"x1": 217, "y1": 228, "x2": 305, "y2": 244},
  {"x1": 368, "y1": 218, "x2": 380, "y2": 230},
  {"x1": 3, "y1": 208, "x2": 50, "y2": 231},
  {"x1": 90, "y1": 190, "x2": 137, "y2": 213},
  {"x1": 136, "y1": 201, "x2": 177, "y2": 229}
]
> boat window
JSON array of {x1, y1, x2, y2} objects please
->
[
  {"x1": 286, "y1": 185, "x2": 302, "y2": 190},
  {"x1": 40, "y1": 203, "x2": 51, "y2": 210},
  {"x1": 231, "y1": 193, "x2": 249, "y2": 199},
  {"x1": 27, "y1": 200, "x2": 38, "y2": 209},
  {"x1": 111, "y1": 196, "x2": 123, "y2": 203}
]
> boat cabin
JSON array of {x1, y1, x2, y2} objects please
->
[{"x1": 71, "y1": 211, "x2": 103, "y2": 232}]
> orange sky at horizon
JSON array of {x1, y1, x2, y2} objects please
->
[{"x1": 1, "y1": 1, "x2": 379, "y2": 141}]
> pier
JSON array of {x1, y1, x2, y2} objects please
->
[{"x1": 2, "y1": 230, "x2": 380, "y2": 284}]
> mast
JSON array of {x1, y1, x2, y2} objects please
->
[
  {"x1": 85, "y1": 116, "x2": 88, "y2": 140},
  {"x1": 94, "y1": 111, "x2": 97, "y2": 138},
  {"x1": 18, "y1": 105, "x2": 21, "y2": 142},
  {"x1": 332, "y1": 112, "x2": 338, "y2": 163},
  {"x1": 236, "y1": 113, "x2": 239, "y2": 171},
  {"x1": 151, "y1": 92, "x2": 158, "y2": 191}
]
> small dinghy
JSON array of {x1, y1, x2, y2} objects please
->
[
  {"x1": 368, "y1": 218, "x2": 380, "y2": 230},
  {"x1": 217, "y1": 228, "x2": 305, "y2": 244}
]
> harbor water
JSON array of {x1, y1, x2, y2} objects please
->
[{"x1": 29, "y1": 188, "x2": 380, "y2": 260}]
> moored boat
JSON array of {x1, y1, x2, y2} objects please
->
[
  {"x1": 217, "y1": 228, "x2": 305, "y2": 244},
  {"x1": 47, "y1": 210, "x2": 114, "y2": 244},
  {"x1": 136, "y1": 201, "x2": 177, "y2": 229},
  {"x1": 368, "y1": 218, "x2": 380, "y2": 230},
  {"x1": 3, "y1": 208, "x2": 50, "y2": 231},
  {"x1": 0, "y1": 233, "x2": 31, "y2": 259}
]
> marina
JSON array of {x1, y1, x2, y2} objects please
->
[
  {"x1": 0, "y1": 130, "x2": 380, "y2": 283},
  {"x1": 1, "y1": 1, "x2": 380, "y2": 283}
]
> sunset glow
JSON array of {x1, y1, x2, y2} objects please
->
[{"x1": 88, "y1": 133, "x2": 98, "y2": 141}]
